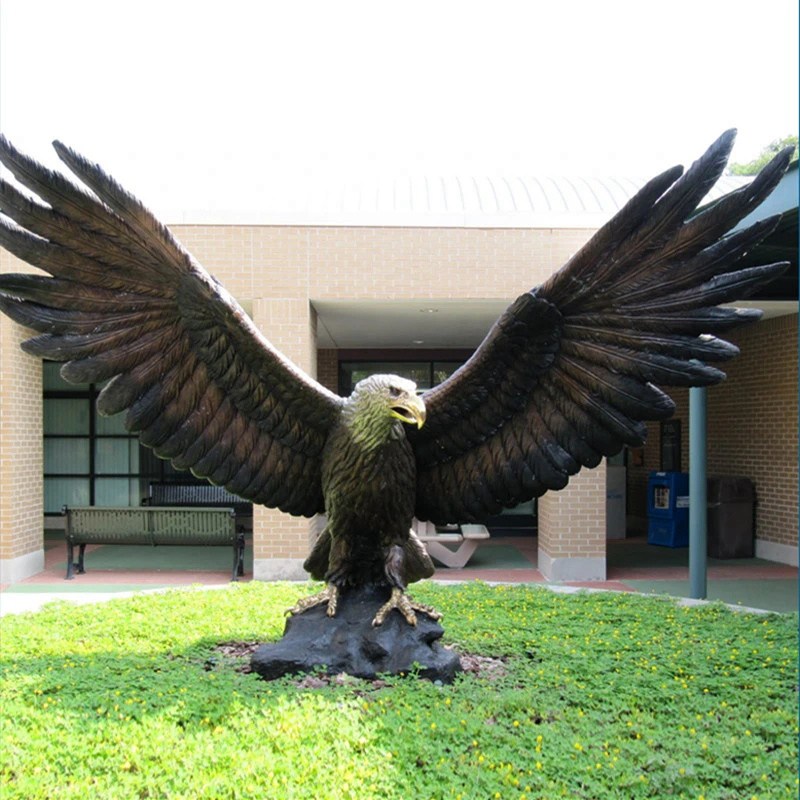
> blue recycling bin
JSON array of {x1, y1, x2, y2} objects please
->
[{"x1": 647, "y1": 471, "x2": 689, "y2": 547}]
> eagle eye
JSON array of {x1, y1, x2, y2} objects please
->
[{"x1": 389, "y1": 386, "x2": 402, "y2": 398}]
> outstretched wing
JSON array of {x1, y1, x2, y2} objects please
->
[
  {"x1": 0, "y1": 137, "x2": 343, "y2": 516},
  {"x1": 411, "y1": 130, "x2": 792, "y2": 524}
]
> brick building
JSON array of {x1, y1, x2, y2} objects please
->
[{"x1": 0, "y1": 170, "x2": 796, "y2": 583}]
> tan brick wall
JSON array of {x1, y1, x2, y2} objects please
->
[
  {"x1": 0, "y1": 317, "x2": 43, "y2": 561},
  {"x1": 251, "y1": 298, "x2": 317, "y2": 563},
  {"x1": 626, "y1": 315, "x2": 797, "y2": 549},
  {"x1": 0, "y1": 249, "x2": 43, "y2": 570},
  {"x1": 173, "y1": 225, "x2": 595, "y2": 304},
  {"x1": 538, "y1": 462, "x2": 607, "y2": 560}
]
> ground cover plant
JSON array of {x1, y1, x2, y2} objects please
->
[{"x1": 1, "y1": 582, "x2": 797, "y2": 799}]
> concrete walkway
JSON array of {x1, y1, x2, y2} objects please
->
[
  {"x1": 1, "y1": 589, "x2": 161, "y2": 616},
  {"x1": 0, "y1": 584, "x2": 233, "y2": 617},
  {"x1": 0, "y1": 577, "x2": 789, "y2": 618},
  {"x1": 1, "y1": 535, "x2": 796, "y2": 616}
]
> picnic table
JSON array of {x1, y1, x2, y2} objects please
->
[{"x1": 413, "y1": 519, "x2": 490, "y2": 568}]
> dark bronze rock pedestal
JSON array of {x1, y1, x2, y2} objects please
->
[{"x1": 250, "y1": 586, "x2": 461, "y2": 683}]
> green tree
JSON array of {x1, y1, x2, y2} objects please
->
[{"x1": 728, "y1": 135, "x2": 798, "y2": 175}]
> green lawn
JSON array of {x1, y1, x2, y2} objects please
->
[{"x1": 1, "y1": 582, "x2": 797, "y2": 799}]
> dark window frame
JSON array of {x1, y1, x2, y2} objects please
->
[
  {"x1": 43, "y1": 364, "x2": 167, "y2": 514},
  {"x1": 338, "y1": 357, "x2": 467, "y2": 397}
]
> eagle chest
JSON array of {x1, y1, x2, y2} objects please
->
[{"x1": 322, "y1": 423, "x2": 416, "y2": 528}]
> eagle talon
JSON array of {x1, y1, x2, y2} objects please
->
[
  {"x1": 372, "y1": 587, "x2": 443, "y2": 626},
  {"x1": 286, "y1": 584, "x2": 339, "y2": 618}
]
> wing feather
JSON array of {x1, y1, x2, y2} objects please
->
[
  {"x1": 0, "y1": 136, "x2": 341, "y2": 516},
  {"x1": 412, "y1": 130, "x2": 792, "y2": 523}
]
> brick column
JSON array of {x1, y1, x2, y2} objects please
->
[
  {"x1": 250, "y1": 298, "x2": 318, "y2": 581},
  {"x1": 0, "y1": 317, "x2": 44, "y2": 584},
  {"x1": 537, "y1": 461, "x2": 607, "y2": 581},
  {"x1": 316, "y1": 349, "x2": 339, "y2": 394}
]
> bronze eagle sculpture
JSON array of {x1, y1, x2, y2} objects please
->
[{"x1": 0, "y1": 131, "x2": 792, "y2": 625}]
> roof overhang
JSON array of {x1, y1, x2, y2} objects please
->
[{"x1": 313, "y1": 298, "x2": 796, "y2": 350}]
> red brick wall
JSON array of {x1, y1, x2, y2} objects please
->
[
  {"x1": 627, "y1": 314, "x2": 797, "y2": 549},
  {"x1": 706, "y1": 314, "x2": 797, "y2": 548},
  {"x1": 316, "y1": 349, "x2": 339, "y2": 394}
]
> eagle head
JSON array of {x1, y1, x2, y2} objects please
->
[{"x1": 347, "y1": 374, "x2": 426, "y2": 438}]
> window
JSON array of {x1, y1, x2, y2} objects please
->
[
  {"x1": 338, "y1": 360, "x2": 462, "y2": 396},
  {"x1": 43, "y1": 362, "x2": 184, "y2": 513}
]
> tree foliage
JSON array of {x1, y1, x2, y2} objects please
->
[{"x1": 728, "y1": 135, "x2": 798, "y2": 175}]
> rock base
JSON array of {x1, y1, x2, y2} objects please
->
[{"x1": 250, "y1": 585, "x2": 461, "y2": 683}]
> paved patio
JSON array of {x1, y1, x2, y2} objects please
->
[{"x1": 1, "y1": 533, "x2": 796, "y2": 616}]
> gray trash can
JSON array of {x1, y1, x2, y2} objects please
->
[{"x1": 707, "y1": 476, "x2": 755, "y2": 559}]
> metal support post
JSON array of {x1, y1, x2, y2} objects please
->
[{"x1": 689, "y1": 386, "x2": 708, "y2": 599}]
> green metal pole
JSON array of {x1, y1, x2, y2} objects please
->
[{"x1": 689, "y1": 387, "x2": 707, "y2": 599}]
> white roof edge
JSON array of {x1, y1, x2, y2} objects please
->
[
  {"x1": 161, "y1": 174, "x2": 753, "y2": 229},
  {"x1": 167, "y1": 209, "x2": 619, "y2": 229}
]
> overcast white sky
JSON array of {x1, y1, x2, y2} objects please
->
[{"x1": 0, "y1": 0, "x2": 797, "y2": 219}]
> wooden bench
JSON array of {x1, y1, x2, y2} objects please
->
[
  {"x1": 414, "y1": 520, "x2": 490, "y2": 568},
  {"x1": 62, "y1": 506, "x2": 245, "y2": 581}
]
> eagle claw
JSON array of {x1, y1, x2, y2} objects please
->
[
  {"x1": 372, "y1": 587, "x2": 443, "y2": 627},
  {"x1": 286, "y1": 584, "x2": 339, "y2": 618}
]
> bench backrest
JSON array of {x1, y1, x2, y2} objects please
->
[
  {"x1": 64, "y1": 506, "x2": 236, "y2": 546},
  {"x1": 150, "y1": 507, "x2": 235, "y2": 545},
  {"x1": 148, "y1": 483, "x2": 250, "y2": 512}
]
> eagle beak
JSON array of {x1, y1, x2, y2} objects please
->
[{"x1": 390, "y1": 394, "x2": 426, "y2": 428}]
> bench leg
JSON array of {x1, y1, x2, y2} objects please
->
[
  {"x1": 232, "y1": 533, "x2": 245, "y2": 581},
  {"x1": 77, "y1": 544, "x2": 86, "y2": 575},
  {"x1": 66, "y1": 542, "x2": 74, "y2": 580},
  {"x1": 65, "y1": 542, "x2": 87, "y2": 579}
]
